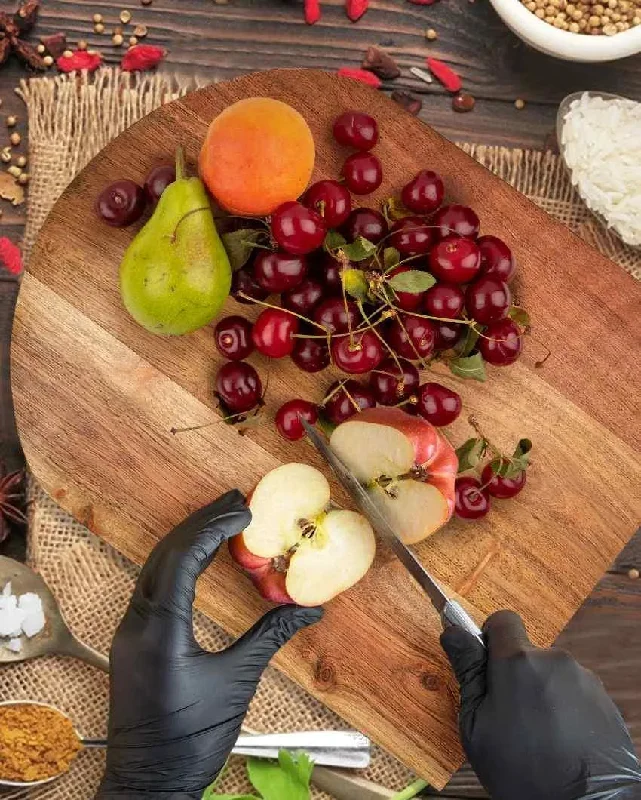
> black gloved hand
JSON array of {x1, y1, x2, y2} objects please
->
[
  {"x1": 441, "y1": 610, "x2": 641, "y2": 800},
  {"x1": 97, "y1": 490, "x2": 322, "y2": 799}
]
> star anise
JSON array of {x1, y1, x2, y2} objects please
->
[
  {"x1": 0, "y1": 468, "x2": 26, "y2": 544},
  {"x1": 0, "y1": 1, "x2": 46, "y2": 71}
]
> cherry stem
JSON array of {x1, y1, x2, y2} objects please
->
[
  {"x1": 236, "y1": 292, "x2": 328, "y2": 333},
  {"x1": 358, "y1": 300, "x2": 403, "y2": 373}
]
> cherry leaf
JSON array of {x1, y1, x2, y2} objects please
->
[
  {"x1": 383, "y1": 247, "x2": 401, "y2": 271},
  {"x1": 508, "y1": 306, "x2": 531, "y2": 327},
  {"x1": 448, "y1": 353, "x2": 487, "y2": 382},
  {"x1": 387, "y1": 269, "x2": 436, "y2": 294},
  {"x1": 221, "y1": 229, "x2": 265, "y2": 272},
  {"x1": 381, "y1": 196, "x2": 409, "y2": 224},
  {"x1": 341, "y1": 236, "x2": 377, "y2": 262},
  {"x1": 342, "y1": 268, "x2": 369, "y2": 301},
  {"x1": 457, "y1": 326, "x2": 481, "y2": 357},
  {"x1": 455, "y1": 437, "x2": 486, "y2": 472},
  {"x1": 324, "y1": 229, "x2": 347, "y2": 251},
  {"x1": 316, "y1": 414, "x2": 337, "y2": 438}
]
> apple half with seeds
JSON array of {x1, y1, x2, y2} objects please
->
[
  {"x1": 229, "y1": 463, "x2": 376, "y2": 605},
  {"x1": 330, "y1": 407, "x2": 457, "y2": 544}
]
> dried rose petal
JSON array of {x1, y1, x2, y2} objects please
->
[
  {"x1": 305, "y1": 0, "x2": 321, "y2": 23},
  {"x1": 121, "y1": 44, "x2": 166, "y2": 72},
  {"x1": 57, "y1": 49, "x2": 103, "y2": 73},
  {"x1": 0, "y1": 237, "x2": 23, "y2": 275}
]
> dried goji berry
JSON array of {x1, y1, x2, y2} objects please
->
[
  {"x1": 121, "y1": 44, "x2": 166, "y2": 72},
  {"x1": 345, "y1": 0, "x2": 369, "y2": 21},
  {"x1": 337, "y1": 67, "x2": 382, "y2": 89},
  {"x1": 0, "y1": 238, "x2": 23, "y2": 275},
  {"x1": 426, "y1": 57, "x2": 462, "y2": 93},
  {"x1": 56, "y1": 49, "x2": 103, "y2": 73},
  {"x1": 305, "y1": 0, "x2": 321, "y2": 24}
]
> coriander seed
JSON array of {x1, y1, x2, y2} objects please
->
[
  {"x1": 78, "y1": 39, "x2": 88, "y2": 50},
  {"x1": 112, "y1": 33, "x2": 124, "y2": 45},
  {"x1": 94, "y1": 22, "x2": 105, "y2": 33},
  {"x1": 8, "y1": 165, "x2": 22, "y2": 178},
  {"x1": 18, "y1": 172, "x2": 29, "y2": 185},
  {"x1": 425, "y1": 27, "x2": 438, "y2": 39},
  {"x1": 16, "y1": 155, "x2": 27, "y2": 167},
  {"x1": 62, "y1": 49, "x2": 73, "y2": 57},
  {"x1": 629, "y1": 568, "x2": 640, "y2": 579},
  {"x1": 133, "y1": 23, "x2": 147, "y2": 36},
  {"x1": 10, "y1": 132, "x2": 21, "y2": 146},
  {"x1": 0, "y1": 147, "x2": 11, "y2": 163},
  {"x1": 37, "y1": 43, "x2": 46, "y2": 53},
  {"x1": 93, "y1": 13, "x2": 103, "y2": 22},
  {"x1": 6, "y1": 116, "x2": 17, "y2": 128},
  {"x1": 43, "y1": 54, "x2": 54, "y2": 66},
  {"x1": 515, "y1": 98, "x2": 526, "y2": 109},
  {"x1": 120, "y1": 9, "x2": 132, "y2": 22},
  {"x1": 129, "y1": 35, "x2": 138, "y2": 44}
]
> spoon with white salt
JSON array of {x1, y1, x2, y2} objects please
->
[{"x1": 0, "y1": 556, "x2": 109, "y2": 671}]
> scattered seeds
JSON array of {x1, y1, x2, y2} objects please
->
[
  {"x1": 16, "y1": 155, "x2": 27, "y2": 167},
  {"x1": 426, "y1": 27, "x2": 438, "y2": 39},
  {"x1": 8, "y1": 165, "x2": 22, "y2": 178},
  {"x1": 93, "y1": 13, "x2": 103, "y2": 23},
  {"x1": 36, "y1": 43, "x2": 45, "y2": 53},
  {"x1": 6, "y1": 116, "x2": 17, "y2": 128},
  {"x1": 391, "y1": 89, "x2": 422, "y2": 115},
  {"x1": 0, "y1": 148, "x2": 11, "y2": 164},
  {"x1": 629, "y1": 568, "x2": 640, "y2": 579},
  {"x1": 78, "y1": 39, "x2": 88, "y2": 50},
  {"x1": 133, "y1": 23, "x2": 147, "y2": 37},
  {"x1": 43, "y1": 54, "x2": 53, "y2": 66},
  {"x1": 120, "y1": 9, "x2": 132, "y2": 23},
  {"x1": 515, "y1": 98, "x2": 526, "y2": 109},
  {"x1": 112, "y1": 33, "x2": 124, "y2": 45},
  {"x1": 9, "y1": 133, "x2": 21, "y2": 146},
  {"x1": 409, "y1": 65, "x2": 433, "y2": 84},
  {"x1": 62, "y1": 49, "x2": 74, "y2": 58},
  {"x1": 129, "y1": 35, "x2": 138, "y2": 45},
  {"x1": 362, "y1": 46, "x2": 401, "y2": 80},
  {"x1": 94, "y1": 22, "x2": 105, "y2": 33},
  {"x1": 18, "y1": 173, "x2": 29, "y2": 185},
  {"x1": 452, "y1": 93, "x2": 476, "y2": 112}
]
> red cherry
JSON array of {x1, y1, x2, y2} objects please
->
[
  {"x1": 96, "y1": 179, "x2": 146, "y2": 227},
  {"x1": 271, "y1": 201, "x2": 327, "y2": 255},
  {"x1": 231, "y1": 265, "x2": 269, "y2": 304},
  {"x1": 433, "y1": 204, "x2": 480, "y2": 239},
  {"x1": 254, "y1": 251, "x2": 308, "y2": 293},
  {"x1": 429, "y1": 235, "x2": 481, "y2": 284},
  {"x1": 281, "y1": 278, "x2": 325, "y2": 315},
  {"x1": 331, "y1": 330, "x2": 384, "y2": 374},
  {"x1": 304, "y1": 180, "x2": 352, "y2": 228},
  {"x1": 389, "y1": 265, "x2": 427, "y2": 311},
  {"x1": 275, "y1": 399, "x2": 319, "y2": 441},
  {"x1": 144, "y1": 164, "x2": 176, "y2": 204},
  {"x1": 434, "y1": 321, "x2": 464, "y2": 350},
  {"x1": 333, "y1": 110, "x2": 379, "y2": 151},
  {"x1": 387, "y1": 314, "x2": 437, "y2": 361},
  {"x1": 215, "y1": 361, "x2": 262, "y2": 413},
  {"x1": 291, "y1": 337, "x2": 330, "y2": 372},
  {"x1": 481, "y1": 463, "x2": 527, "y2": 498},
  {"x1": 343, "y1": 208, "x2": 388, "y2": 245},
  {"x1": 369, "y1": 357, "x2": 419, "y2": 405},
  {"x1": 315, "y1": 252, "x2": 344, "y2": 293},
  {"x1": 466, "y1": 276, "x2": 511, "y2": 324},
  {"x1": 401, "y1": 170, "x2": 444, "y2": 214},
  {"x1": 252, "y1": 308, "x2": 299, "y2": 358},
  {"x1": 416, "y1": 382, "x2": 462, "y2": 426},
  {"x1": 313, "y1": 297, "x2": 360, "y2": 334},
  {"x1": 389, "y1": 216, "x2": 434, "y2": 256},
  {"x1": 342, "y1": 152, "x2": 383, "y2": 195},
  {"x1": 323, "y1": 380, "x2": 376, "y2": 424},
  {"x1": 478, "y1": 319, "x2": 523, "y2": 366},
  {"x1": 455, "y1": 476, "x2": 490, "y2": 520},
  {"x1": 478, "y1": 235, "x2": 516, "y2": 283},
  {"x1": 214, "y1": 315, "x2": 254, "y2": 361},
  {"x1": 424, "y1": 283, "x2": 465, "y2": 318}
]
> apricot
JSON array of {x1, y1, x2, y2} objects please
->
[{"x1": 199, "y1": 97, "x2": 315, "y2": 216}]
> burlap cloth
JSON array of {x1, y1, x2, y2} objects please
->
[{"x1": 2, "y1": 69, "x2": 640, "y2": 800}]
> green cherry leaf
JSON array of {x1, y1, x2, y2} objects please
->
[
  {"x1": 448, "y1": 353, "x2": 487, "y2": 382},
  {"x1": 324, "y1": 229, "x2": 347, "y2": 251},
  {"x1": 383, "y1": 247, "x2": 401, "y2": 271},
  {"x1": 457, "y1": 326, "x2": 481, "y2": 357},
  {"x1": 508, "y1": 306, "x2": 531, "y2": 327},
  {"x1": 342, "y1": 268, "x2": 369, "y2": 301},
  {"x1": 316, "y1": 413, "x2": 337, "y2": 438},
  {"x1": 341, "y1": 236, "x2": 377, "y2": 262},
  {"x1": 221, "y1": 229, "x2": 265, "y2": 272},
  {"x1": 381, "y1": 196, "x2": 410, "y2": 224},
  {"x1": 455, "y1": 438, "x2": 487, "y2": 473},
  {"x1": 387, "y1": 269, "x2": 436, "y2": 294}
]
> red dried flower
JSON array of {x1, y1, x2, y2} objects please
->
[
  {"x1": 0, "y1": 237, "x2": 23, "y2": 275},
  {"x1": 56, "y1": 49, "x2": 103, "y2": 73},
  {"x1": 304, "y1": 0, "x2": 321, "y2": 24},
  {"x1": 121, "y1": 44, "x2": 166, "y2": 72},
  {"x1": 337, "y1": 67, "x2": 382, "y2": 89},
  {"x1": 345, "y1": 0, "x2": 369, "y2": 21}
]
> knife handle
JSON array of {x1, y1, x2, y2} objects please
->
[{"x1": 441, "y1": 599, "x2": 485, "y2": 647}]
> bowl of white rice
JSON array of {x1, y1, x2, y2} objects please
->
[{"x1": 557, "y1": 91, "x2": 641, "y2": 248}]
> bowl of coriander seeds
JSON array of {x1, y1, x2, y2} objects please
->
[{"x1": 488, "y1": 0, "x2": 641, "y2": 60}]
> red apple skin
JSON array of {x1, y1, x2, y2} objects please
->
[
  {"x1": 228, "y1": 534, "x2": 295, "y2": 604},
  {"x1": 352, "y1": 406, "x2": 458, "y2": 515},
  {"x1": 228, "y1": 532, "x2": 269, "y2": 571}
]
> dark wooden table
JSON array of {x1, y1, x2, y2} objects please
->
[{"x1": 1, "y1": 2, "x2": 640, "y2": 796}]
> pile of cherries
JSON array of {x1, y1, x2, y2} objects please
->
[{"x1": 455, "y1": 463, "x2": 527, "y2": 521}]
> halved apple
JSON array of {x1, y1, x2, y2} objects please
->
[
  {"x1": 229, "y1": 463, "x2": 376, "y2": 605},
  {"x1": 330, "y1": 407, "x2": 457, "y2": 544}
]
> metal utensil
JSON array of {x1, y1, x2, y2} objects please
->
[
  {"x1": 0, "y1": 556, "x2": 109, "y2": 671},
  {"x1": 301, "y1": 419, "x2": 484, "y2": 645},
  {"x1": 0, "y1": 700, "x2": 370, "y2": 789}
]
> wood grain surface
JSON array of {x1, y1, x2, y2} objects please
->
[{"x1": 10, "y1": 70, "x2": 641, "y2": 788}]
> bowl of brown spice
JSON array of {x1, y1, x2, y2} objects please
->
[
  {"x1": 0, "y1": 701, "x2": 84, "y2": 788},
  {"x1": 488, "y1": 0, "x2": 641, "y2": 61}
]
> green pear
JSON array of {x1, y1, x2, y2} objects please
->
[{"x1": 119, "y1": 148, "x2": 231, "y2": 336}]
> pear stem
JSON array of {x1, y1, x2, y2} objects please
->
[{"x1": 175, "y1": 146, "x2": 186, "y2": 181}]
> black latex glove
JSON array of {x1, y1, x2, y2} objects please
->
[
  {"x1": 97, "y1": 490, "x2": 322, "y2": 800},
  {"x1": 441, "y1": 610, "x2": 641, "y2": 800}
]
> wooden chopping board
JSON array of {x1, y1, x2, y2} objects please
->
[{"x1": 12, "y1": 69, "x2": 641, "y2": 789}]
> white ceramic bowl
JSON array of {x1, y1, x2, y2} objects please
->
[{"x1": 488, "y1": 0, "x2": 641, "y2": 61}]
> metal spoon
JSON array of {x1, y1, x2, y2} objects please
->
[
  {"x1": 0, "y1": 700, "x2": 371, "y2": 789},
  {"x1": 0, "y1": 556, "x2": 109, "y2": 671}
]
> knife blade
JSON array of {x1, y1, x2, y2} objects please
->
[{"x1": 301, "y1": 419, "x2": 484, "y2": 644}]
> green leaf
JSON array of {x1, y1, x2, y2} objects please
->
[
  {"x1": 247, "y1": 752, "x2": 313, "y2": 800},
  {"x1": 383, "y1": 247, "x2": 401, "y2": 271},
  {"x1": 456, "y1": 326, "x2": 481, "y2": 357},
  {"x1": 316, "y1": 413, "x2": 337, "y2": 438},
  {"x1": 221, "y1": 229, "x2": 265, "y2": 272},
  {"x1": 508, "y1": 306, "x2": 531, "y2": 327},
  {"x1": 514, "y1": 438, "x2": 532, "y2": 460},
  {"x1": 324, "y1": 229, "x2": 347, "y2": 251},
  {"x1": 342, "y1": 268, "x2": 369, "y2": 300},
  {"x1": 455, "y1": 437, "x2": 487, "y2": 473},
  {"x1": 448, "y1": 353, "x2": 487, "y2": 382},
  {"x1": 381, "y1": 196, "x2": 409, "y2": 224},
  {"x1": 390, "y1": 779, "x2": 429, "y2": 800},
  {"x1": 387, "y1": 269, "x2": 436, "y2": 294},
  {"x1": 341, "y1": 236, "x2": 377, "y2": 262},
  {"x1": 489, "y1": 440, "x2": 532, "y2": 479}
]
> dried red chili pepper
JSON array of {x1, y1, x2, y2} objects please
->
[
  {"x1": 0, "y1": 238, "x2": 23, "y2": 275},
  {"x1": 121, "y1": 44, "x2": 166, "y2": 72},
  {"x1": 57, "y1": 49, "x2": 103, "y2": 73},
  {"x1": 337, "y1": 67, "x2": 381, "y2": 89},
  {"x1": 304, "y1": 0, "x2": 321, "y2": 24},
  {"x1": 426, "y1": 56, "x2": 461, "y2": 93},
  {"x1": 345, "y1": 0, "x2": 369, "y2": 21}
]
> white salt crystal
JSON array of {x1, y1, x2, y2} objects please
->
[
  {"x1": 0, "y1": 592, "x2": 17, "y2": 612},
  {"x1": 0, "y1": 605, "x2": 26, "y2": 638},
  {"x1": 18, "y1": 592, "x2": 42, "y2": 612},
  {"x1": 2, "y1": 581, "x2": 11, "y2": 597},
  {"x1": 19, "y1": 593, "x2": 45, "y2": 638},
  {"x1": 6, "y1": 637, "x2": 22, "y2": 653}
]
